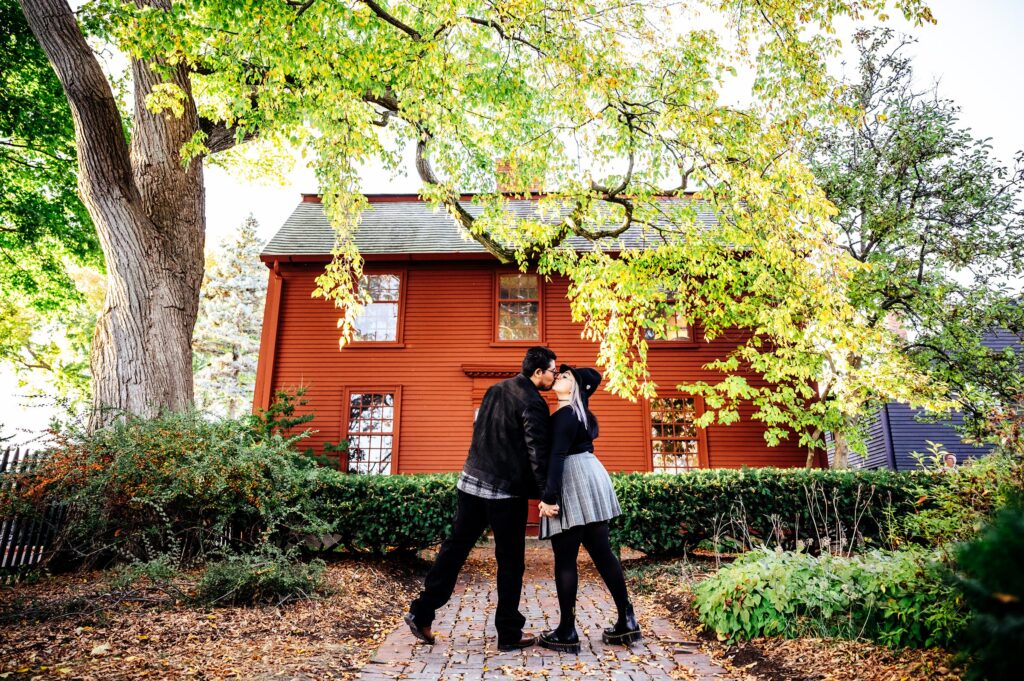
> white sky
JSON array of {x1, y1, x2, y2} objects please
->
[{"x1": 3, "y1": 0, "x2": 1023, "y2": 444}]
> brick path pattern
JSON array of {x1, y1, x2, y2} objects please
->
[{"x1": 356, "y1": 545, "x2": 737, "y2": 681}]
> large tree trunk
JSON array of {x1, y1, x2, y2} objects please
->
[{"x1": 19, "y1": 0, "x2": 204, "y2": 430}]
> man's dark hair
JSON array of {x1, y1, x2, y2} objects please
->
[{"x1": 521, "y1": 346, "x2": 557, "y2": 377}]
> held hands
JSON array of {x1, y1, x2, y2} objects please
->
[{"x1": 538, "y1": 501, "x2": 560, "y2": 518}]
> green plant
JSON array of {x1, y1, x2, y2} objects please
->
[
  {"x1": 249, "y1": 387, "x2": 315, "y2": 440},
  {"x1": 894, "y1": 453, "x2": 1024, "y2": 547},
  {"x1": 953, "y1": 496, "x2": 1024, "y2": 681},
  {"x1": 608, "y1": 468, "x2": 943, "y2": 556},
  {"x1": 1, "y1": 408, "x2": 337, "y2": 568},
  {"x1": 108, "y1": 554, "x2": 182, "y2": 591},
  {"x1": 195, "y1": 543, "x2": 326, "y2": 606},
  {"x1": 694, "y1": 548, "x2": 966, "y2": 648},
  {"x1": 311, "y1": 473, "x2": 459, "y2": 555}
]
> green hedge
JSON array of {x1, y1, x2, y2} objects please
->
[
  {"x1": 305, "y1": 467, "x2": 942, "y2": 557},
  {"x1": 608, "y1": 468, "x2": 944, "y2": 556},
  {"x1": 310, "y1": 473, "x2": 458, "y2": 554}
]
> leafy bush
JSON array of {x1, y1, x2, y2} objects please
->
[
  {"x1": 694, "y1": 548, "x2": 967, "y2": 648},
  {"x1": 0, "y1": 409, "x2": 459, "y2": 566},
  {"x1": 195, "y1": 543, "x2": 326, "y2": 606},
  {"x1": 895, "y1": 452, "x2": 1024, "y2": 547},
  {"x1": 0, "y1": 408, "x2": 338, "y2": 567},
  {"x1": 310, "y1": 473, "x2": 458, "y2": 555},
  {"x1": 609, "y1": 468, "x2": 943, "y2": 556},
  {"x1": 953, "y1": 496, "x2": 1024, "y2": 681}
]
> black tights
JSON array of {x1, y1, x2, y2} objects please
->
[{"x1": 549, "y1": 521, "x2": 631, "y2": 636}]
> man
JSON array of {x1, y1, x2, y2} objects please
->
[{"x1": 405, "y1": 346, "x2": 557, "y2": 651}]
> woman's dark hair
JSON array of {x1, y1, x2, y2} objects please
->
[{"x1": 521, "y1": 346, "x2": 557, "y2": 377}]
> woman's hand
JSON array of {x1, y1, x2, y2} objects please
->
[{"x1": 538, "y1": 501, "x2": 560, "y2": 518}]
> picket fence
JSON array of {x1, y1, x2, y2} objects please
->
[{"x1": 1, "y1": 446, "x2": 66, "y2": 580}]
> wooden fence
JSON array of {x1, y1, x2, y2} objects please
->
[{"x1": 1, "y1": 446, "x2": 66, "y2": 580}]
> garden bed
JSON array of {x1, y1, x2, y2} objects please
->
[{"x1": 624, "y1": 556, "x2": 964, "y2": 681}]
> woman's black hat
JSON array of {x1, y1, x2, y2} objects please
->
[{"x1": 559, "y1": 364, "x2": 602, "y2": 401}]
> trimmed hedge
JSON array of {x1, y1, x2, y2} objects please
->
[
  {"x1": 310, "y1": 473, "x2": 458, "y2": 554},
  {"x1": 608, "y1": 468, "x2": 944, "y2": 556},
  {"x1": 304, "y1": 467, "x2": 943, "y2": 557}
]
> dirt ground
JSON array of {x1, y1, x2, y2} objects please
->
[
  {"x1": 1, "y1": 545, "x2": 966, "y2": 681},
  {"x1": 1, "y1": 558, "x2": 423, "y2": 680}
]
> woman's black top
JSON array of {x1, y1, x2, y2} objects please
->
[{"x1": 541, "y1": 406, "x2": 598, "y2": 504}]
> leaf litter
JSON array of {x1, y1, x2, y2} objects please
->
[{"x1": 0, "y1": 558, "x2": 423, "y2": 680}]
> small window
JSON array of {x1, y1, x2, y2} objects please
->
[
  {"x1": 345, "y1": 391, "x2": 396, "y2": 474},
  {"x1": 650, "y1": 397, "x2": 701, "y2": 472},
  {"x1": 353, "y1": 274, "x2": 401, "y2": 342},
  {"x1": 644, "y1": 307, "x2": 693, "y2": 343},
  {"x1": 644, "y1": 312, "x2": 691, "y2": 342},
  {"x1": 496, "y1": 273, "x2": 541, "y2": 341}
]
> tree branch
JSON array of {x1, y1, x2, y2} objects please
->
[
  {"x1": 18, "y1": 0, "x2": 139, "y2": 207},
  {"x1": 198, "y1": 118, "x2": 256, "y2": 154},
  {"x1": 360, "y1": 0, "x2": 422, "y2": 40},
  {"x1": 414, "y1": 134, "x2": 516, "y2": 264}
]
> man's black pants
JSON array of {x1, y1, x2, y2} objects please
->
[{"x1": 409, "y1": 490, "x2": 528, "y2": 644}]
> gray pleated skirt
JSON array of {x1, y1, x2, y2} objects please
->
[{"x1": 539, "y1": 452, "x2": 621, "y2": 540}]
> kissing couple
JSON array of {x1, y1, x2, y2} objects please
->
[{"x1": 404, "y1": 346, "x2": 641, "y2": 653}]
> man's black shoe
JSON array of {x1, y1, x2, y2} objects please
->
[
  {"x1": 404, "y1": 612, "x2": 435, "y2": 645},
  {"x1": 497, "y1": 633, "x2": 537, "y2": 652},
  {"x1": 538, "y1": 628, "x2": 581, "y2": 654}
]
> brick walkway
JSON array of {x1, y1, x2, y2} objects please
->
[{"x1": 355, "y1": 542, "x2": 737, "y2": 681}]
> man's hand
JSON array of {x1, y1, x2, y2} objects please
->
[{"x1": 538, "y1": 501, "x2": 560, "y2": 518}]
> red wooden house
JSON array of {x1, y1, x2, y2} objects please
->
[{"x1": 254, "y1": 194, "x2": 821, "y2": 478}]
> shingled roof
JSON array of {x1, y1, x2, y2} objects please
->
[{"x1": 262, "y1": 194, "x2": 718, "y2": 258}]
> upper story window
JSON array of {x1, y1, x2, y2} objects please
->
[
  {"x1": 650, "y1": 396, "x2": 703, "y2": 472},
  {"x1": 496, "y1": 273, "x2": 541, "y2": 342},
  {"x1": 353, "y1": 273, "x2": 402, "y2": 343},
  {"x1": 644, "y1": 311, "x2": 693, "y2": 343},
  {"x1": 345, "y1": 390, "x2": 398, "y2": 474}
]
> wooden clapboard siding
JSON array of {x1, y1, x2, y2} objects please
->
[{"x1": 259, "y1": 258, "x2": 816, "y2": 472}]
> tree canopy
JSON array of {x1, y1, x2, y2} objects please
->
[
  {"x1": 1, "y1": 0, "x2": 102, "y2": 398},
  {"x1": 22, "y1": 0, "x2": 949, "y2": 448},
  {"x1": 193, "y1": 216, "x2": 266, "y2": 418},
  {"x1": 809, "y1": 29, "x2": 1024, "y2": 450}
]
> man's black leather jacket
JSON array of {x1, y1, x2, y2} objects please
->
[{"x1": 462, "y1": 374, "x2": 551, "y2": 498}]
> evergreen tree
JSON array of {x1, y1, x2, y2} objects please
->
[{"x1": 192, "y1": 216, "x2": 266, "y2": 418}]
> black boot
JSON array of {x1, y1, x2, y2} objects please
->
[
  {"x1": 602, "y1": 605, "x2": 642, "y2": 645},
  {"x1": 539, "y1": 627, "x2": 581, "y2": 654}
]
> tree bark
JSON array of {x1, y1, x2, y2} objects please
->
[{"x1": 19, "y1": 0, "x2": 205, "y2": 430}]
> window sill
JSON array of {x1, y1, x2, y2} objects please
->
[
  {"x1": 647, "y1": 341, "x2": 699, "y2": 348},
  {"x1": 489, "y1": 340, "x2": 544, "y2": 348},
  {"x1": 345, "y1": 342, "x2": 406, "y2": 349}
]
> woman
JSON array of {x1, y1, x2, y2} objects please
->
[{"x1": 536, "y1": 364, "x2": 641, "y2": 653}]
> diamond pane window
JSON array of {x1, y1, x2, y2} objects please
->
[
  {"x1": 650, "y1": 397, "x2": 701, "y2": 472},
  {"x1": 346, "y1": 392, "x2": 395, "y2": 474},
  {"x1": 497, "y1": 273, "x2": 540, "y2": 341},
  {"x1": 353, "y1": 274, "x2": 401, "y2": 342}
]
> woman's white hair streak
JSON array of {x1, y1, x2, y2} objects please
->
[{"x1": 567, "y1": 376, "x2": 588, "y2": 428}]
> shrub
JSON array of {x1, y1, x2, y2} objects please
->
[
  {"x1": 953, "y1": 496, "x2": 1024, "y2": 681},
  {"x1": 694, "y1": 548, "x2": 967, "y2": 648},
  {"x1": 895, "y1": 452, "x2": 1024, "y2": 547},
  {"x1": 310, "y1": 473, "x2": 458, "y2": 555},
  {"x1": 195, "y1": 543, "x2": 326, "y2": 606},
  {"x1": 0, "y1": 410, "x2": 459, "y2": 566},
  {"x1": 608, "y1": 468, "x2": 942, "y2": 556},
  {"x1": 0, "y1": 408, "x2": 338, "y2": 567}
]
